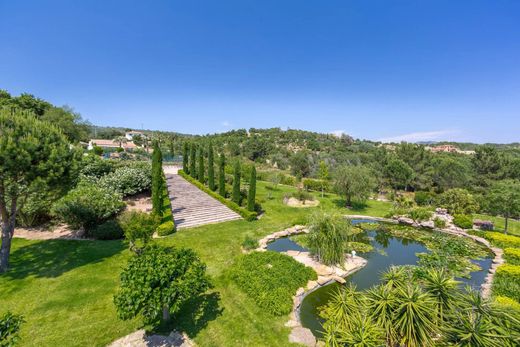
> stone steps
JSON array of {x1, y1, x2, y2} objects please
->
[{"x1": 164, "y1": 172, "x2": 241, "y2": 229}]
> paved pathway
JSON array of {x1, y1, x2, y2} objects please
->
[{"x1": 164, "y1": 168, "x2": 241, "y2": 229}]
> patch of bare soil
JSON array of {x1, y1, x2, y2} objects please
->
[
  {"x1": 124, "y1": 192, "x2": 152, "y2": 213},
  {"x1": 14, "y1": 224, "x2": 85, "y2": 240},
  {"x1": 284, "y1": 197, "x2": 320, "y2": 208}
]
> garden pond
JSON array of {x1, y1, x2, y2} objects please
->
[{"x1": 265, "y1": 220, "x2": 493, "y2": 337}]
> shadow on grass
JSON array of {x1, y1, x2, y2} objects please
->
[
  {"x1": 4, "y1": 239, "x2": 126, "y2": 279},
  {"x1": 152, "y1": 292, "x2": 223, "y2": 338}
]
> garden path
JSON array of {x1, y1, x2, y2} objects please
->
[{"x1": 164, "y1": 168, "x2": 241, "y2": 229}]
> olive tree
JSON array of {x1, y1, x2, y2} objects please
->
[
  {"x1": 334, "y1": 165, "x2": 376, "y2": 207},
  {"x1": 0, "y1": 110, "x2": 77, "y2": 272},
  {"x1": 113, "y1": 245, "x2": 211, "y2": 324},
  {"x1": 486, "y1": 180, "x2": 520, "y2": 233}
]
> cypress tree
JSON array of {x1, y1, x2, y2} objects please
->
[
  {"x1": 190, "y1": 143, "x2": 197, "y2": 178},
  {"x1": 198, "y1": 147, "x2": 205, "y2": 183},
  {"x1": 208, "y1": 142, "x2": 215, "y2": 190},
  {"x1": 218, "y1": 153, "x2": 226, "y2": 197},
  {"x1": 247, "y1": 165, "x2": 257, "y2": 212},
  {"x1": 232, "y1": 160, "x2": 241, "y2": 205},
  {"x1": 152, "y1": 142, "x2": 164, "y2": 216},
  {"x1": 182, "y1": 142, "x2": 189, "y2": 173}
]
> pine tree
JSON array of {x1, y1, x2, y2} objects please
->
[
  {"x1": 190, "y1": 143, "x2": 197, "y2": 178},
  {"x1": 182, "y1": 142, "x2": 189, "y2": 173},
  {"x1": 218, "y1": 153, "x2": 226, "y2": 197},
  {"x1": 247, "y1": 165, "x2": 257, "y2": 212},
  {"x1": 198, "y1": 147, "x2": 205, "y2": 183},
  {"x1": 152, "y1": 142, "x2": 164, "y2": 216},
  {"x1": 232, "y1": 160, "x2": 241, "y2": 205},
  {"x1": 208, "y1": 142, "x2": 215, "y2": 190}
]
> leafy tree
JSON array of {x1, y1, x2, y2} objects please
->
[
  {"x1": 385, "y1": 158, "x2": 414, "y2": 192},
  {"x1": 473, "y1": 145, "x2": 504, "y2": 182},
  {"x1": 113, "y1": 245, "x2": 210, "y2": 324},
  {"x1": 197, "y1": 147, "x2": 205, "y2": 183},
  {"x1": 334, "y1": 165, "x2": 376, "y2": 207},
  {"x1": 190, "y1": 143, "x2": 197, "y2": 178},
  {"x1": 40, "y1": 106, "x2": 90, "y2": 142},
  {"x1": 486, "y1": 180, "x2": 520, "y2": 233},
  {"x1": 0, "y1": 110, "x2": 78, "y2": 273},
  {"x1": 182, "y1": 142, "x2": 189, "y2": 173},
  {"x1": 432, "y1": 156, "x2": 471, "y2": 192},
  {"x1": 208, "y1": 142, "x2": 215, "y2": 190},
  {"x1": 247, "y1": 166, "x2": 256, "y2": 212},
  {"x1": 290, "y1": 151, "x2": 312, "y2": 178},
  {"x1": 113, "y1": 136, "x2": 128, "y2": 148},
  {"x1": 439, "y1": 188, "x2": 479, "y2": 215},
  {"x1": 318, "y1": 160, "x2": 329, "y2": 197},
  {"x1": 0, "y1": 311, "x2": 25, "y2": 346},
  {"x1": 218, "y1": 153, "x2": 226, "y2": 197},
  {"x1": 232, "y1": 160, "x2": 241, "y2": 205}
]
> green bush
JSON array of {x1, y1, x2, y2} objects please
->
[
  {"x1": 414, "y1": 191, "x2": 435, "y2": 206},
  {"x1": 291, "y1": 189, "x2": 314, "y2": 202},
  {"x1": 408, "y1": 207, "x2": 433, "y2": 222},
  {"x1": 80, "y1": 154, "x2": 114, "y2": 178},
  {"x1": 52, "y1": 182, "x2": 125, "y2": 232},
  {"x1": 230, "y1": 251, "x2": 316, "y2": 315},
  {"x1": 242, "y1": 235, "x2": 259, "y2": 250},
  {"x1": 179, "y1": 170, "x2": 257, "y2": 221},
  {"x1": 433, "y1": 217, "x2": 447, "y2": 229},
  {"x1": 280, "y1": 174, "x2": 296, "y2": 186},
  {"x1": 98, "y1": 164, "x2": 151, "y2": 196},
  {"x1": 482, "y1": 232, "x2": 520, "y2": 249},
  {"x1": 91, "y1": 219, "x2": 124, "y2": 240},
  {"x1": 119, "y1": 211, "x2": 158, "y2": 252},
  {"x1": 493, "y1": 264, "x2": 520, "y2": 302},
  {"x1": 303, "y1": 178, "x2": 330, "y2": 192},
  {"x1": 157, "y1": 221, "x2": 175, "y2": 236},
  {"x1": 453, "y1": 214, "x2": 473, "y2": 229},
  {"x1": 0, "y1": 311, "x2": 24, "y2": 346},
  {"x1": 505, "y1": 248, "x2": 520, "y2": 265}
]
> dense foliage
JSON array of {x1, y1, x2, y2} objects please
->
[
  {"x1": 0, "y1": 311, "x2": 24, "y2": 347},
  {"x1": 98, "y1": 164, "x2": 152, "y2": 196},
  {"x1": 114, "y1": 245, "x2": 210, "y2": 324},
  {"x1": 229, "y1": 251, "x2": 316, "y2": 315}
]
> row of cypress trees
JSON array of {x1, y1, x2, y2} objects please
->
[{"x1": 182, "y1": 142, "x2": 256, "y2": 212}]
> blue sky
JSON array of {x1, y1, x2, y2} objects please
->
[{"x1": 1, "y1": 1, "x2": 519, "y2": 143}]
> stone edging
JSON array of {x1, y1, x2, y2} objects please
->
[
  {"x1": 344, "y1": 215, "x2": 505, "y2": 298},
  {"x1": 255, "y1": 225, "x2": 368, "y2": 347}
]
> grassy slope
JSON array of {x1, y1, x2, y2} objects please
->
[
  {"x1": 0, "y1": 181, "x2": 390, "y2": 347},
  {"x1": 474, "y1": 213, "x2": 520, "y2": 237}
]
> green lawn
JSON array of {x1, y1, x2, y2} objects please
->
[
  {"x1": 474, "y1": 213, "x2": 520, "y2": 237},
  {"x1": 0, "y1": 181, "x2": 391, "y2": 347}
]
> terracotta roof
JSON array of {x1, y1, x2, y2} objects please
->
[{"x1": 90, "y1": 139, "x2": 138, "y2": 149}]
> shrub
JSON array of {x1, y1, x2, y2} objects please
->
[
  {"x1": 98, "y1": 165, "x2": 152, "y2": 196},
  {"x1": 52, "y1": 182, "x2": 125, "y2": 232},
  {"x1": 433, "y1": 217, "x2": 447, "y2": 229},
  {"x1": 80, "y1": 154, "x2": 114, "y2": 178},
  {"x1": 229, "y1": 251, "x2": 316, "y2": 315},
  {"x1": 408, "y1": 207, "x2": 433, "y2": 222},
  {"x1": 439, "y1": 188, "x2": 479, "y2": 215},
  {"x1": 119, "y1": 211, "x2": 158, "y2": 252},
  {"x1": 453, "y1": 214, "x2": 473, "y2": 229},
  {"x1": 91, "y1": 219, "x2": 124, "y2": 240},
  {"x1": 482, "y1": 232, "x2": 520, "y2": 249},
  {"x1": 291, "y1": 189, "x2": 314, "y2": 202},
  {"x1": 242, "y1": 235, "x2": 259, "y2": 250},
  {"x1": 505, "y1": 248, "x2": 520, "y2": 265},
  {"x1": 0, "y1": 311, "x2": 24, "y2": 346},
  {"x1": 414, "y1": 191, "x2": 435, "y2": 206},
  {"x1": 493, "y1": 264, "x2": 520, "y2": 302},
  {"x1": 157, "y1": 221, "x2": 175, "y2": 236},
  {"x1": 307, "y1": 211, "x2": 351, "y2": 265},
  {"x1": 495, "y1": 296, "x2": 520, "y2": 312},
  {"x1": 280, "y1": 174, "x2": 296, "y2": 186},
  {"x1": 303, "y1": 178, "x2": 330, "y2": 192}
]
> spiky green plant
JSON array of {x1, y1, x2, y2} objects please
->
[
  {"x1": 364, "y1": 284, "x2": 398, "y2": 345},
  {"x1": 381, "y1": 265, "x2": 408, "y2": 289},
  {"x1": 421, "y1": 268, "x2": 459, "y2": 323}
]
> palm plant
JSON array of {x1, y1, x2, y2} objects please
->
[
  {"x1": 364, "y1": 285, "x2": 398, "y2": 345},
  {"x1": 393, "y1": 284, "x2": 437, "y2": 347},
  {"x1": 445, "y1": 310, "x2": 506, "y2": 347},
  {"x1": 320, "y1": 284, "x2": 361, "y2": 330},
  {"x1": 381, "y1": 266, "x2": 407, "y2": 289},
  {"x1": 341, "y1": 313, "x2": 385, "y2": 347},
  {"x1": 421, "y1": 268, "x2": 459, "y2": 323}
]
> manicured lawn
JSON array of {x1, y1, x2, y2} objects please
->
[
  {"x1": 0, "y1": 181, "x2": 391, "y2": 346},
  {"x1": 474, "y1": 213, "x2": 520, "y2": 237}
]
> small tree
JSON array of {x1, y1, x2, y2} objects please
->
[
  {"x1": 487, "y1": 180, "x2": 520, "y2": 233},
  {"x1": 218, "y1": 153, "x2": 226, "y2": 197},
  {"x1": 190, "y1": 143, "x2": 197, "y2": 178},
  {"x1": 208, "y1": 142, "x2": 215, "y2": 190},
  {"x1": 197, "y1": 147, "x2": 205, "y2": 183},
  {"x1": 0, "y1": 110, "x2": 78, "y2": 272},
  {"x1": 119, "y1": 211, "x2": 158, "y2": 253},
  {"x1": 182, "y1": 142, "x2": 189, "y2": 173},
  {"x1": 334, "y1": 165, "x2": 376, "y2": 207},
  {"x1": 114, "y1": 245, "x2": 211, "y2": 324},
  {"x1": 318, "y1": 160, "x2": 329, "y2": 197},
  {"x1": 439, "y1": 188, "x2": 479, "y2": 215},
  {"x1": 232, "y1": 160, "x2": 241, "y2": 205},
  {"x1": 247, "y1": 166, "x2": 257, "y2": 212}
]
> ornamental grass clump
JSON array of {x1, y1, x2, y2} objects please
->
[{"x1": 307, "y1": 211, "x2": 351, "y2": 266}]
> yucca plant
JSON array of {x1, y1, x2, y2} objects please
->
[
  {"x1": 421, "y1": 268, "x2": 459, "y2": 323},
  {"x1": 381, "y1": 265, "x2": 408, "y2": 289},
  {"x1": 364, "y1": 284, "x2": 398, "y2": 345},
  {"x1": 341, "y1": 313, "x2": 385, "y2": 347}
]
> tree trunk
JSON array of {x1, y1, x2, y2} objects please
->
[
  {"x1": 0, "y1": 222, "x2": 14, "y2": 273},
  {"x1": 162, "y1": 305, "x2": 170, "y2": 322}
]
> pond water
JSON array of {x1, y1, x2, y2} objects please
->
[{"x1": 265, "y1": 222, "x2": 492, "y2": 337}]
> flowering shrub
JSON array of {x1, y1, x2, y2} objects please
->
[
  {"x1": 52, "y1": 182, "x2": 125, "y2": 232},
  {"x1": 99, "y1": 164, "x2": 151, "y2": 196}
]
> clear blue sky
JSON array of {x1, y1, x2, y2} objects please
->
[{"x1": 1, "y1": 1, "x2": 519, "y2": 143}]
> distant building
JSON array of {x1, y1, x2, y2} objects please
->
[
  {"x1": 426, "y1": 145, "x2": 475, "y2": 155},
  {"x1": 125, "y1": 130, "x2": 146, "y2": 141},
  {"x1": 88, "y1": 139, "x2": 138, "y2": 151}
]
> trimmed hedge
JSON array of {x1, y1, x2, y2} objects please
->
[
  {"x1": 453, "y1": 214, "x2": 473, "y2": 229},
  {"x1": 493, "y1": 264, "x2": 520, "y2": 302},
  {"x1": 156, "y1": 173, "x2": 175, "y2": 236},
  {"x1": 179, "y1": 170, "x2": 257, "y2": 221},
  {"x1": 483, "y1": 232, "x2": 520, "y2": 249},
  {"x1": 230, "y1": 251, "x2": 316, "y2": 315}
]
